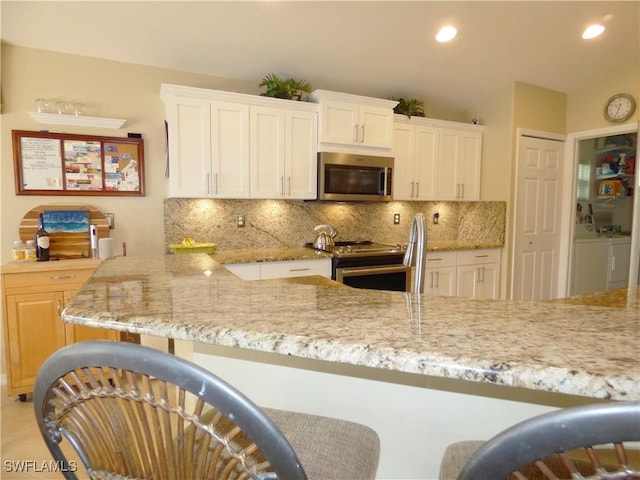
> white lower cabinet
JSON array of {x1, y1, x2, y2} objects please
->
[
  {"x1": 425, "y1": 249, "x2": 501, "y2": 298},
  {"x1": 572, "y1": 237, "x2": 631, "y2": 295},
  {"x1": 608, "y1": 237, "x2": 631, "y2": 290},
  {"x1": 226, "y1": 258, "x2": 331, "y2": 281},
  {"x1": 425, "y1": 252, "x2": 457, "y2": 296},
  {"x1": 457, "y1": 250, "x2": 501, "y2": 299}
]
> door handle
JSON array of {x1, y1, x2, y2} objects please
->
[
  {"x1": 360, "y1": 125, "x2": 365, "y2": 143},
  {"x1": 353, "y1": 124, "x2": 358, "y2": 143},
  {"x1": 50, "y1": 274, "x2": 75, "y2": 280},
  {"x1": 415, "y1": 181, "x2": 420, "y2": 198}
]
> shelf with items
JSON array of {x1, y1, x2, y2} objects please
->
[{"x1": 28, "y1": 112, "x2": 126, "y2": 129}]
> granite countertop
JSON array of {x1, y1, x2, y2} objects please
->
[
  {"x1": 211, "y1": 241, "x2": 503, "y2": 265},
  {"x1": 62, "y1": 254, "x2": 640, "y2": 401}
]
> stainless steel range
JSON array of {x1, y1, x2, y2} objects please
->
[{"x1": 307, "y1": 241, "x2": 412, "y2": 291}]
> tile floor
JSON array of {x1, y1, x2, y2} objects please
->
[{"x1": 1, "y1": 388, "x2": 86, "y2": 479}]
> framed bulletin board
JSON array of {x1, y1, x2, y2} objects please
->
[{"x1": 12, "y1": 130, "x2": 145, "y2": 196}]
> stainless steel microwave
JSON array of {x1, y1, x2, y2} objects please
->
[{"x1": 318, "y1": 152, "x2": 393, "y2": 202}]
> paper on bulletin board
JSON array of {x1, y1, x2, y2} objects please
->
[
  {"x1": 64, "y1": 140, "x2": 103, "y2": 191},
  {"x1": 104, "y1": 142, "x2": 140, "y2": 191},
  {"x1": 19, "y1": 136, "x2": 63, "y2": 190}
]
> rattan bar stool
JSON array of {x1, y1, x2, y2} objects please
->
[
  {"x1": 34, "y1": 340, "x2": 380, "y2": 480},
  {"x1": 439, "y1": 401, "x2": 640, "y2": 480}
]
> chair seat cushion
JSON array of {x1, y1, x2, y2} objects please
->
[
  {"x1": 440, "y1": 440, "x2": 484, "y2": 480},
  {"x1": 440, "y1": 440, "x2": 617, "y2": 480},
  {"x1": 264, "y1": 408, "x2": 380, "y2": 480}
]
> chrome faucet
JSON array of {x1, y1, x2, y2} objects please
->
[{"x1": 402, "y1": 213, "x2": 427, "y2": 294}]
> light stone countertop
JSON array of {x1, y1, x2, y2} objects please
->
[
  {"x1": 211, "y1": 241, "x2": 503, "y2": 265},
  {"x1": 62, "y1": 254, "x2": 640, "y2": 401}
]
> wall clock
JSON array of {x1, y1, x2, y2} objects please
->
[{"x1": 603, "y1": 93, "x2": 636, "y2": 123}]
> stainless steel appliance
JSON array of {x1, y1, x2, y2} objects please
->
[
  {"x1": 318, "y1": 152, "x2": 393, "y2": 202},
  {"x1": 307, "y1": 240, "x2": 411, "y2": 291},
  {"x1": 312, "y1": 224, "x2": 337, "y2": 249},
  {"x1": 403, "y1": 213, "x2": 427, "y2": 294}
]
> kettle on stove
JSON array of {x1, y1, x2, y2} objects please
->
[{"x1": 313, "y1": 224, "x2": 337, "y2": 249}]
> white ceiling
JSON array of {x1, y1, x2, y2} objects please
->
[{"x1": 2, "y1": 1, "x2": 639, "y2": 114}]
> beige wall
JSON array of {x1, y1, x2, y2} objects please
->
[
  {"x1": 1, "y1": 44, "x2": 256, "y2": 264},
  {"x1": 566, "y1": 63, "x2": 639, "y2": 133},
  {"x1": 0, "y1": 44, "x2": 258, "y2": 380}
]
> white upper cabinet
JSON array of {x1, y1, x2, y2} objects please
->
[
  {"x1": 309, "y1": 90, "x2": 397, "y2": 152},
  {"x1": 437, "y1": 128, "x2": 482, "y2": 201},
  {"x1": 161, "y1": 84, "x2": 318, "y2": 199},
  {"x1": 393, "y1": 116, "x2": 482, "y2": 202},
  {"x1": 393, "y1": 120, "x2": 438, "y2": 200},
  {"x1": 163, "y1": 95, "x2": 212, "y2": 198},
  {"x1": 212, "y1": 100, "x2": 251, "y2": 198},
  {"x1": 250, "y1": 107, "x2": 318, "y2": 199}
]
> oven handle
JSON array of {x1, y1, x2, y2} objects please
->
[{"x1": 336, "y1": 264, "x2": 411, "y2": 281}]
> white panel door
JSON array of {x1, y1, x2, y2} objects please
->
[
  {"x1": 436, "y1": 130, "x2": 459, "y2": 200},
  {"x1": 413, "y1": 126, "x2": 438, "y2": 200},
  {"x1": 457, "y1": 131, "x2": 482, "y2": 200},
  {"x1": 165, "y1": 96, "x2": 212, "y2": 198},
  {"x1": 250, "y1": 106, "x2": 285, "y2": 198},
  {"x1": 285, "y1": 109, "x2": 318, "y2": 199},
  {"x1": 512, "y1": 135, "x2": 564, "y2": 301},
  {"x1": 211, "y1": 100, "x2": 250, "y2": 198},
  {"x1": 358, "y1": 105, "x2": 394, "y2": 148},
  {"x1": 392, "y1": 124, "x2": 416, "y2": 200},
  {"x1": 319, "y1": 101, "x2": 359, "y2": 145}
]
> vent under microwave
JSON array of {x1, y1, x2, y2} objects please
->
[{"x1": 318, "y1": 152, "x2": 394, "y2": 202}]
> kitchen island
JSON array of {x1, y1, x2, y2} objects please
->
[{"x1": 62, "y1": 254, "x2": 639, "y2": 479}]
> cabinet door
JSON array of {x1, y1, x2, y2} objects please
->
[
  {"x1": 358, "y1": 105, "x2": 394, "y2": 148},
  {"x1": 437, "y1": 129, "x2": 482, "y2": 201},
  {"x1": 250, "y1": 106, "x2": 285, "y2": 198},
  {"x1": 318, "y1": 100, "x2": 359, "y2": 145},
  {"x1": 437, "y1": 129, "x2": 460, "y2": 200},
  {"x1": 413, "y1": 126, "x2": 438, "y2": 200},
  {"x1": 572, "y1": 240, "x2": 608, "y2": 295},
  {"x1": 5, "y1": 292, "x2": 66, "y2": 392},
  {"x1": 285, "y1": 109, "x2": 318, "y2": 199},
  {"x1": 393, "y1": 124, "x2": 417, "y2": 200},
  {"x1": 456, "y1": 131, "x2": 482, "y2": 200},
  {"x1": 458, "y1": 264, "x2": 499, "y2": 299},
  {"x1": 608, "y1": 240, "x2": 631, "y2": 288},
  {"x1": 425, "y1": 266, "x2": 457, "y2": 296},
  {"x1": 211, "y1": 100, "x2": 251, "y2": 198},
  {"x1": 165, "y1": 95, "x2": 212, "y2": 198}
]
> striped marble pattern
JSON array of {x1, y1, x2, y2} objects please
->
[
  {"x1": 163, "y1": 199, "x2": 506, "y2": 251},
  {"x1": 62, "y1": 254, "x2": 640, "y2": 401}
]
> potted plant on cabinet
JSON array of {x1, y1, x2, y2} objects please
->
[
  {"x1": 393, "y1": 98, "x2": 425, "y2": 118},
  {"x1": 259, "y1": 74, "x2": 312, "y2": 101}
]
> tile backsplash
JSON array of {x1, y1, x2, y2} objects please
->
[{"x1": 164, "y1": 199, "x2": 506, "y2": 251}]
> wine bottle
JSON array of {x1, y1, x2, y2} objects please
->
[{"x1": 35, "y1": 213, "x2": 50, "y2": 261}]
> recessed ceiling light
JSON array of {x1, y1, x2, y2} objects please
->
[
  {"x1": 436, "y1": 25, "x2": 457, "y2": 43},
  {"x1": 582, "y1": 24, "x2": 605, "y2": 39}
]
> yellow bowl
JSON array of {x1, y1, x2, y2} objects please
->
[{"x1": 168, "y1": 243, "x2": 216, "y2": 254}]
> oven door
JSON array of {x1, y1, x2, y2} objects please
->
[{"x1": 335, "y1": 264, "x2": 411, "y2": 292}]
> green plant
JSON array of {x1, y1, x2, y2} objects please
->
[
  {"x1": 259, "y1": 74, "x2": 312, "y2": 101},
  {"x1": 393, "y1": 98, "x2": 425, "y2": 118}
]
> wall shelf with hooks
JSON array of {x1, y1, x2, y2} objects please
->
[{"x1": 28, "y1": 112, "x2": 126, "y2": 129}]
